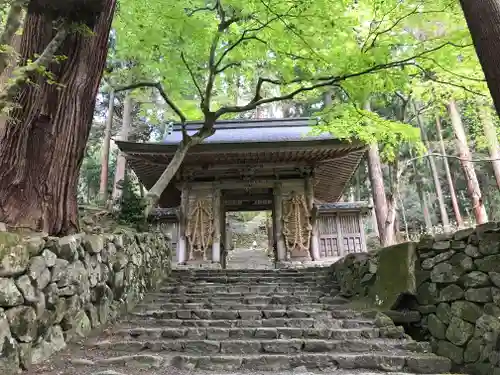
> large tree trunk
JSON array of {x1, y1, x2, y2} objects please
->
[
  {"x1": 0, "y1": 2, "x2": 116, "y2": 235},
  {"x1": 112, "y1": 90, "x2": 133, "y2": 204},
  {"x1": 435, "y1": 115, "x2": 464, "y2": 227},
  {"x1": 99, "y1": 89, "x2": 114, "y2": 205},
  {"x1": 459, "y1": 0, "x2": 500, "y2": 116},
  {"x1": 447, "y1": 99, "x2": 488, "y2": 224},
  {"x1": 414, "y1": 102, "x2": 450, "y2": 229},
  {"x1": 478, "y1": 103, "x2": 500, "y2": 189}
]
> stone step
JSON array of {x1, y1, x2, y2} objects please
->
[
  {"x1": 132, "y1": 309, "x2": 356, "y2": 320},
  {"x1": 119, "y1": 317, "x2": 376, "y2": 329},
  {"x1": 165, "y1": 276, "x2": 330, "y2": 286},
  {"x1": 142, "y1": 295, "x2": 347, "y2": 305},
  {"x1": 171, "y1": 271, "x2": 332, "y2": 277},
  {"x1": 68, "y1": 353, "x2": 460, "y2": 375},
  {"x1": 119, "y1": 317, "x2": 375, "y2": 329},
  {"x1": 112, "y1": 326, "x2": 381, "y2": 340},
  {"x1": 91, "y1": 338, "x2": 416, "y2": 355},
  {"x1": 166, "y1": 352, "x2": 452, "y2": 373},
  {"x1": 154, "y1": 287, "x2": 335, "y2": 298},
  {"x1": 135, "y1": 302, "x2": 348, "y2": 312},
  {"x1": 158, "y1": 285, "x2": 338, "y2": 294}
]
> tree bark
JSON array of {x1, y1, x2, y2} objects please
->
[
  {"x1": 408, "y1": 148, "x2": 433, "y2": 230},
  {"x1": 99, "y1": 89, "x2": 114, "y2": 205},
  {"x1": 367, "y1": 143, "x2": 394, "y2": 246},
  {"x1": 447, "y1": 99, "x2": 488, "y2": 225},
  {"x1": 112, "y1": 90, "x2": 133, "y2": 204},
  {"x1": 413, "y1": 101, "x2": 450, "y2": 229},
  {"x1": 0, "y1": 2, "x2": 116, "y2": 235},
  {"x1": 459, "y1": 0, "x2": 500, "y2": 116},
  {"x1": 435, "y1": 115, "x2": 464, "y2": 227},
  {"x1": 478, "y1": 103, "x2": 500, "y2": 189}
]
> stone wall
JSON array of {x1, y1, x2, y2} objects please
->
[
  {"x1": 416, "y1": 223, "x2": 500, "y2": 375},
  {"x1": 0, "y1": 230, "x2": 171, "y2": 372},
  {"x1": 331, "y1": 223, "x2": 500, "y2": 375}
]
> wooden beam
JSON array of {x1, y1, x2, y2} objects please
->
[
  {"x1": 212, "y1": 187, "x2": 221, "y2": 263},
  {"x1": 179, "y1": 178, "x2": 306, "y2": 191},
  {"x1": 177, "y1": 184, "x2": 189, "y2": 264},
  {"x1": 305, "y1": 175, "x2": 320, "y2": 261},
  {"x1": 336, "y1": 213, "x2": 345, "y2": 257},
  {"x1": 274, "y1": 182, "x2": 287, "y2": 261}
]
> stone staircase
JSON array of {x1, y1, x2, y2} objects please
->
[{"x1": 31, "y1": 268, "x2": 459, "y2": 375}]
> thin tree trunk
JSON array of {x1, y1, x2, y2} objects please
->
[
  {"x1": 459, "y1": 0, "x2": 500, "y2": 116},
  {"x1": 409, "y1": 148, "x2": 433, "y2": 230},
  {"x1": 478, "y1": 103, "x2": 500, "y2": 189},
  {"x1": 447, "y1": 99, "x2": 488, "y2": 224},
  {"x1": 435, "y1": 115, "x2": 464, "y2": 227},
  {"x1": 355, "y1": 167, "x2": 361, "y2": 201},
  {"x1": 413, "y1": 101, "x2": 450, "y2": 229},
  {"x1": 365, "y1": 101, "x2": 394, "y2": 247},
  {"x1": 112, "y1": 90, "x2": 133, "y2": 204},
  {"x1": 0, "y1": 2, "x2": 116, "y2": 235},
  {"x1": 367, "y1": 143, "x2": 392, "y2": 246},
  {"x1": 99, "y1": 89, "x2": 114, "y2": 205}
]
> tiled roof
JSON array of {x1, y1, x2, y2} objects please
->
[{"x1": 162, "y1": 117, "x2": 332, "y2": 145}]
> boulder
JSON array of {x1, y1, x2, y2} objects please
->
[
  {"x1": 461, "y1": 271, "x2": 490, "y2": 288},
  {"x1": 427, "y1": 314, "x2": 446, "y2": 340},
  {"x1": 475, "y1": 255, "x2": 500, "y2": 273},
  {"x1": 41, "y1": 250, "x2": 57, "y2": 268},
  {"x1": 446, "y1": 317, "x2": 474, "y2": 346},
  {"x1": 437, "y1": 340, "x2": 463, "y2": 365},
  {"x1": 436, "y1": 303, "x2": 452, "y2": 324},
  {"x1": 451, "y1": 301, "x2": 483, "y2": 323},
  {"x1": 478, "y1": 232, "x2": 500, "y2": 255},
  {"x1": 464, "y1": 287, "x2": 492, "y2": 303},
  {"x1": 439, "y1": 284, "x2": 464, "y2": 302},
  {"x1": 0, "y1": 233, "x2": 31, "y2": 277},
  {"x1": 15, "y1": 275, "x2": 37, "y2": 303},
  {"x1": 83, "y1": 235, "x2": 104, "y2": 254},
  {"x1": 430, "y1": 262, "x2": 464, "y2": 283},
  {"x1": 54, "y1": 236, "x2": 79, "y2": 262},
  {"x1": 464, "y1": 244, "x2": 481, "y2": 258},
  {"x1": 6, "y1": 306, "x2": 37, "y2": 342},
  {"x1": 0, "y1": 278, "x2": 24, "y2": 307},
  {"x1": 421, "y1": 250, "x2": 455, "y2": 270},
  {"x1": 417, "y1": 282, "x2": 439, "y2": 305}
]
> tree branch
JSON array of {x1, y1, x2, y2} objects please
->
[
  {"x1": 0, "y1": 21, "x2": 70, "y2": 112},
  {"x1": 114, "y1": 81, "x2": 187, "y2": 124},
  {"x1": 0, "y1": 0, "x2": 25, "y2": 76},
  {"x1": 215, "y1": 41, "x2": 468, "y2": 117},
  {"x1": 180, "y1": 52, "x2": 204, "y2": 99}
]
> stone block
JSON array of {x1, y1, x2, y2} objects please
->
[{"x1": 370, "y1": 242, "x2": 417, "y2": 309}]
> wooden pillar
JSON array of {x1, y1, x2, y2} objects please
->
[
  {"x1": 305, "y1": 175, "x2": 320, "y2": 261},
  {"x1": 212, "y1": 187, "x2": 221, "y2": 263},
  {"x1": 336, "y1": 213, "x2": 345, "y2": 257},
  {"x1": 273, "y1": 182, "x2": 287, "y2": 261},
  {"x1": 177, "y1": 184, "x2": 189, "y2": 264}
]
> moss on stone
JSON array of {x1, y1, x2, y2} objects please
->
[{"x1": 370, "y1": 241, "x2": 417, "y2": 309}]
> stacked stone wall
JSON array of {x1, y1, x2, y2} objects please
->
[
  {"x1": 416, "y1": 223, "x2": 500, "y2": 375},
  {"x1": 331, "y1": 223, "x2": 500, "y2": 375},
  {"x1": 0, "y1": 230, "x2": 171, "y2": 372}
]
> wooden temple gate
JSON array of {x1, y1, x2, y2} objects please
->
[{"x1": 117, "y1": 118, "x2": 370, "y2": 267}]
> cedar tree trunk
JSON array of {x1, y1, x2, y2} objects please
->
[
  {"x1": 0, "y1": 2, "x2": 117, "y2": 235},
  {"x1": 459, "y1": 0, "x2": 500, "y2": 116}
]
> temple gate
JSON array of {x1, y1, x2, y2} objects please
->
[{"x1": 117, "y1": 118, "x2": 370, "y2": 268}]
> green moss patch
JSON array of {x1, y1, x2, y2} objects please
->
[{"x1": 370, "y1": 242, "x2": 418, "y2": 309}]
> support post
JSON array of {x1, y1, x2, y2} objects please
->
[
  {"x1": 336, "y1": 213, "x2": 345, "y2": 257},
  {"x1": 212, "y1": 187, "x2": 221, "y2": 263},
  {"x1": 305, "y1": 175, "x2": 320, "y2": 261},
  {"x1": 177, "y1": 184, "x2": 189, "y2": 264},
  {"x1": 273, "y1": 182, "x2": 286, "y2": 261}
]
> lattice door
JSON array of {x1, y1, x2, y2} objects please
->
[
  {"x1": 339, "y1": 214, "x2": 363, "y2": 254},
  {"x1": 318, "y1": 214, "x2": 340, "y2": 258}
]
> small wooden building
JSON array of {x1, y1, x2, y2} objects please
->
[{"x1": 117, "y1": 117, "x2": 370, "y2": 266}]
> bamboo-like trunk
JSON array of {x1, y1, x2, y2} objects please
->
[
  {"x1": 413, "y1": 101, "x2": 450, "y2": 229},
  {"x1": 447, "y1": 99, "x2": 488, "y2": 224},
  {"x1": 99, "y1": 89, "x2": 114, "y2": 205},
  {"x1": 435, "y1": 115, "x2": 463, "y2": 227}
]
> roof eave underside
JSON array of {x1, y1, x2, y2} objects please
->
[{"x1": 117, "y1": 140, "x2": 367, "y2": 206}]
